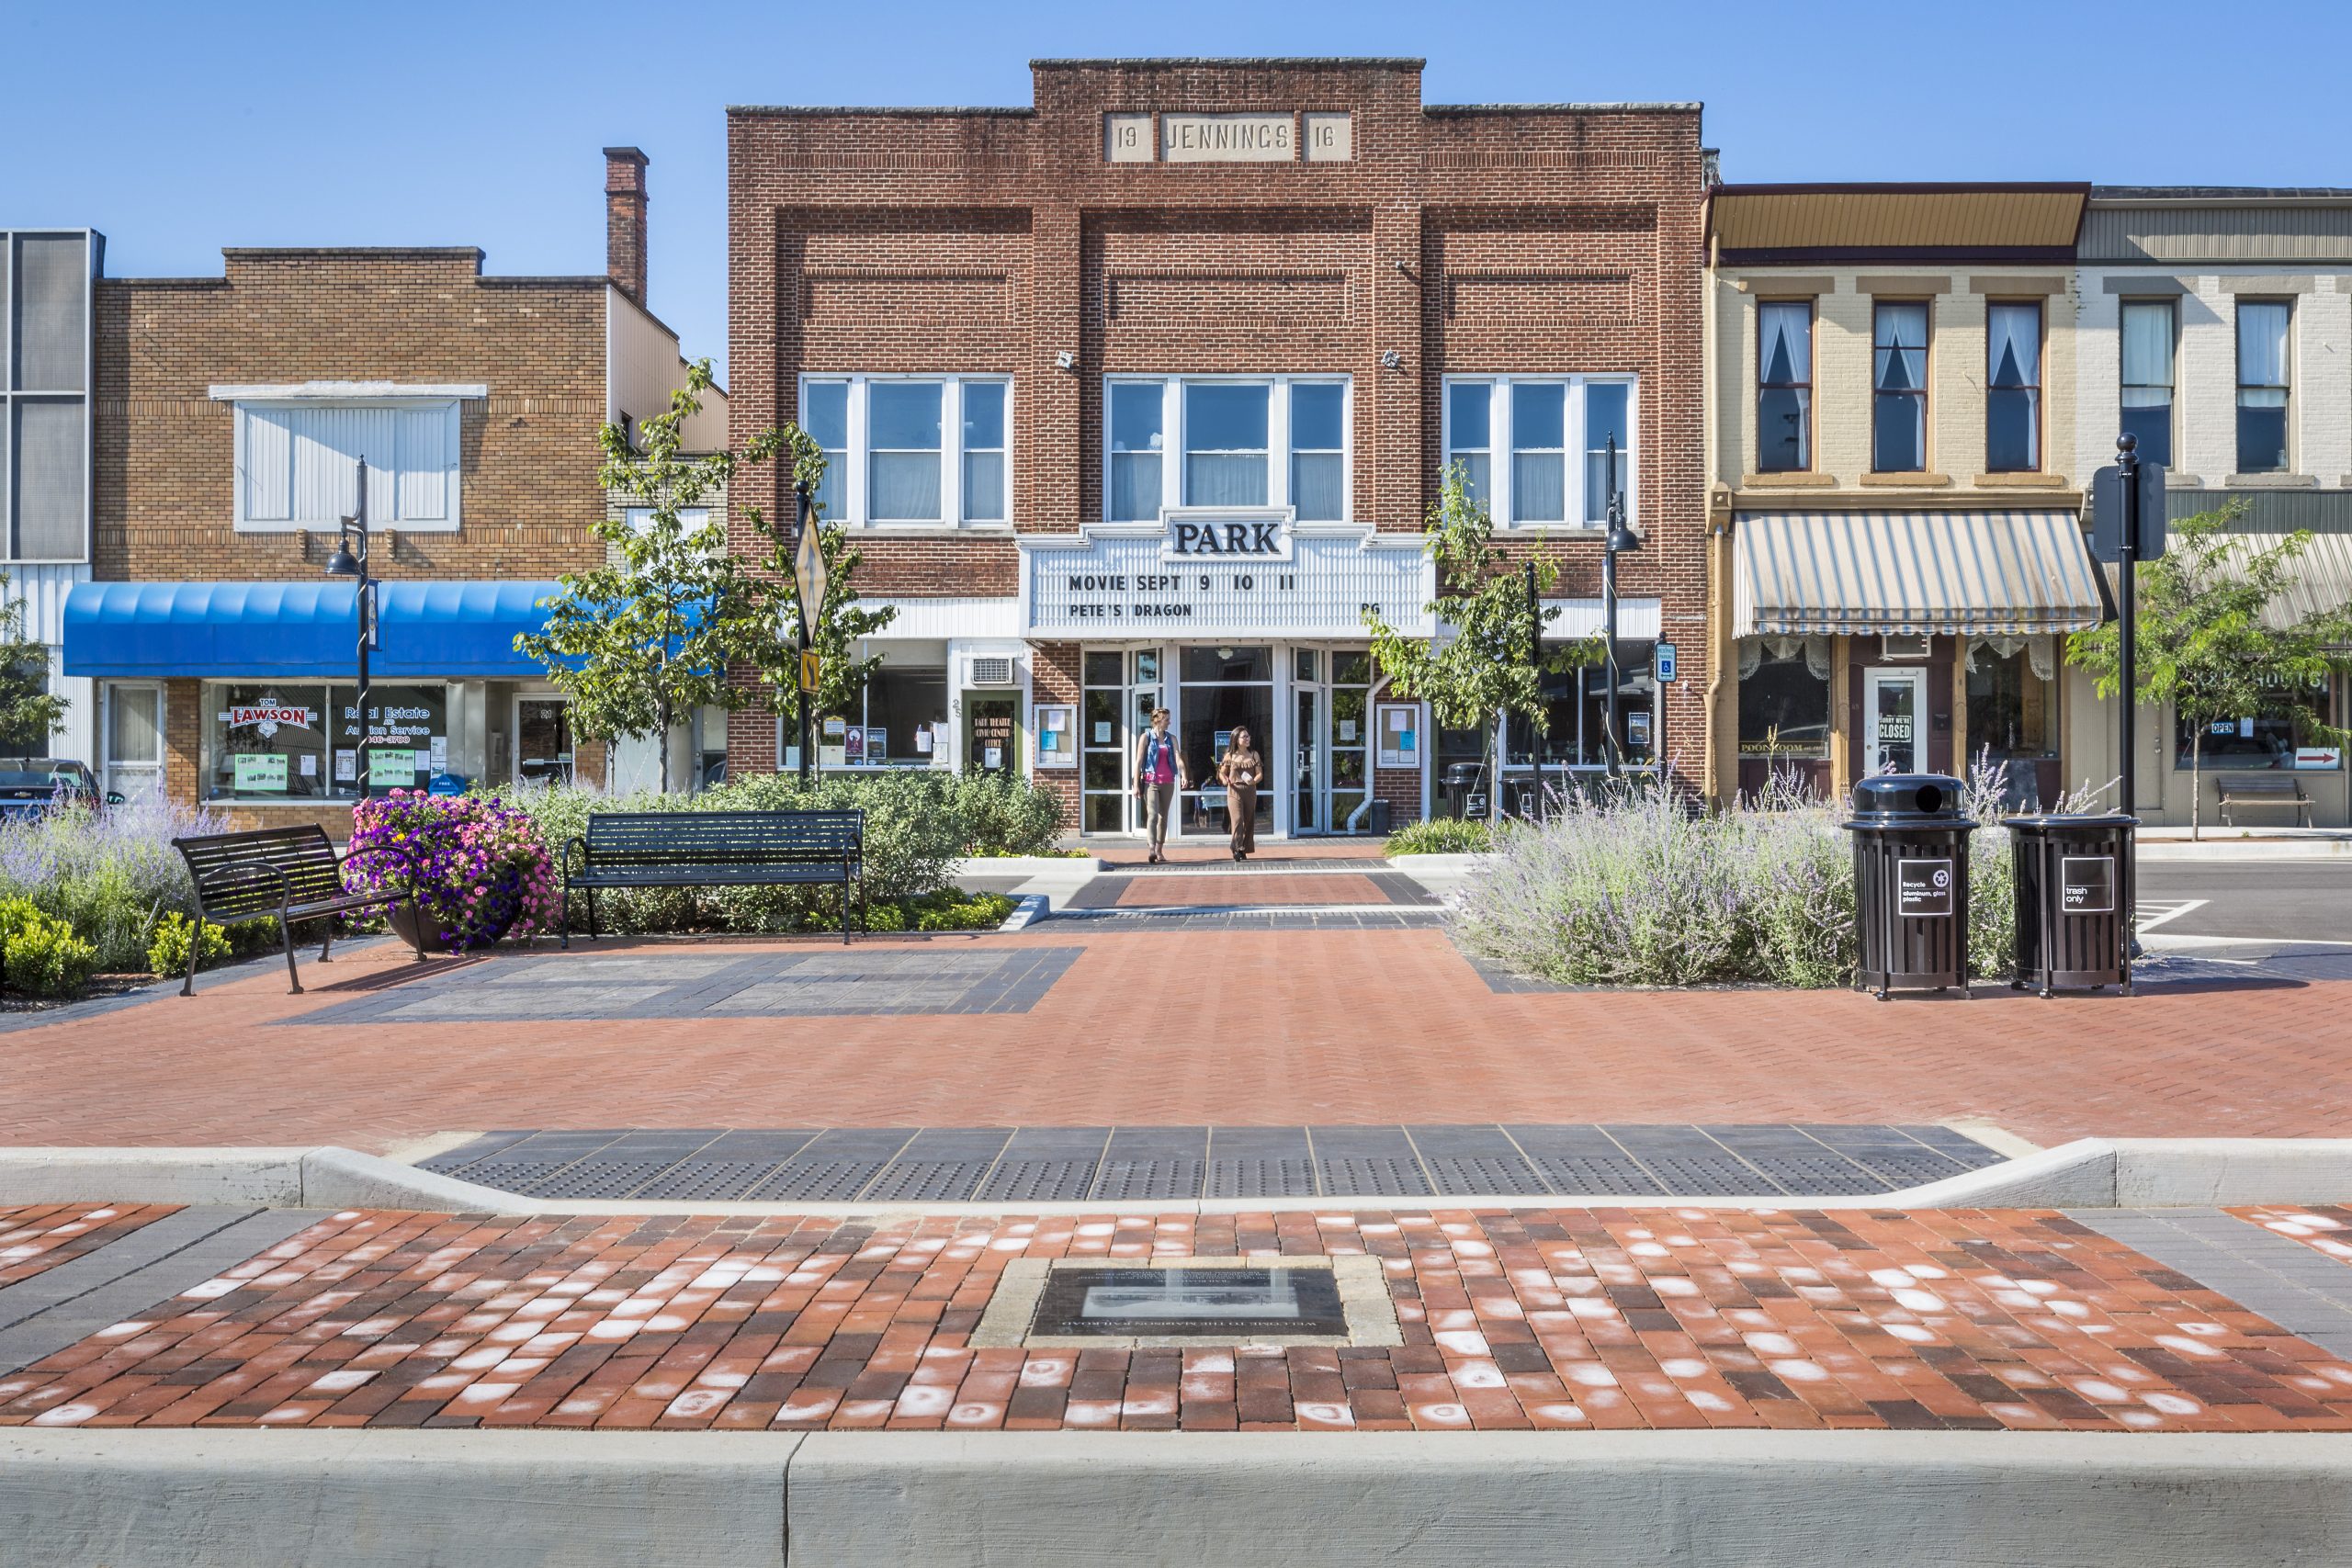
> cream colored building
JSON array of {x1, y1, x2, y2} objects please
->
[{"x1": 1703, "y1": 185, "x2": 2107, "y2": 809}]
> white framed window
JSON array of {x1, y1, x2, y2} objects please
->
[
  {"x1": 222, "y1": 391, "x2": 468, "y2": 533},
  {"x1": 793, "y1": 374, "x2": 1012, "y2": 527},
  {"x1": 1439, "y1": 375, "x2": 1637, "y2": 529},
  {"x1": 1102, "y1": 376, "x2": 1351, "y2": 522}
]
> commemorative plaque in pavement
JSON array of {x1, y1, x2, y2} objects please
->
[{"x1": 1029, "y1": 1265, "x2": 1348, "y2": 1338}]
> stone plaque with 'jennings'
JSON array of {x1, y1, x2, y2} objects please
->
[{"x1": 1029, "y1": 1265, "x2": 1347, "y2": 1338}]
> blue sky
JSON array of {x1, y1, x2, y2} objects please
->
[{"x1": 12, "y1": 0, "x2": 2342, "y2": 379}]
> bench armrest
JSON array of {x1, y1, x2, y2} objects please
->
[{"x1": 561, "y1": 835, "x2": 589, "y2": 879}]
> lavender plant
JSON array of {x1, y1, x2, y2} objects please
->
[{"x1": 0, "y1": 793, "x2": 231, "y2": 973}]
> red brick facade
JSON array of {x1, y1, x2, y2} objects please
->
[{"x1": 726, "y1": 59, "x2": 1708, "y2": 824}]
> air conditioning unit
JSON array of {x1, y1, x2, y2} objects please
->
[
  {"x1": 1881, "y1": 634, "x2": 1931, "y2": 661},
  {"x1": 967, "y1": 655, "x2": 1017, "y2": 687}
]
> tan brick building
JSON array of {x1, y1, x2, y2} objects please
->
[
  {"x1": 63, "y1": 150, "x2": 726, "y2": 827},
  {"x1": 727, "y1": 58, "x2": 1710, "y2": 839}
]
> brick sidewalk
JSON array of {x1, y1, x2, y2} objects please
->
[
  {"x1": 0, "y1": 1205, "x2": 180, "y2": 1289},
  {"x1": 2236, "y1": 1206, "x2": 2352, "y2": 1265},
  {"x1": 3, "y1": 1203, "x2": 2347, "y2": 1434},
  {"x1": 0, "y1": 930, "x2": 2346, "y2": 1151}
]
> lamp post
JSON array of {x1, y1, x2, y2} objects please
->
[
  {"x1": 790, "y1": 481, "x2": 827, "y2": 785},
  {"x1": 1524, "y1": 559, "x2": 1542, "y2": 815},
  {"x1": 1599, "y1": 434, "x2": 1640, "y2": 776},
  {"x1": 323, "y1": 458, "x2": 376, "y2": 800}
]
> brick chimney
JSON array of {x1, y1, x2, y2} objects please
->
[{"x1": 604, "y1": 146, "x2": 649, "y2": 306}]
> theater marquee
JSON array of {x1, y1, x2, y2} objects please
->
[{"x1": 1020, "y1": 511, "x2": 1433, "y2": 640}]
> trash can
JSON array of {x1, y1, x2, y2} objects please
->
[
  {"x1": 1442, "y1": 761, "x2": 1486, "y2": 821},
  {"x1": 1839, "y1": 773, "x2": 1975, "y2": 1001},
  {"x1": 1365, "y1": 798, "x2": 1393, "y2": 836},
  {"x1": 2006, "y1": 812, "x2": 2136, "y2": 997}
]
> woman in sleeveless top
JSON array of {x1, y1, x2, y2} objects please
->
[
  {"x1": 1133, "y1": 707, "x2": 1187, "y2": 864},
  {"x1": 1218, "y1": 726, "x2": 1263, "y2": 861}
]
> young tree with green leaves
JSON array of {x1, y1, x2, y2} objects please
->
[
  {"x1": 1363, "y1": 465, "x2": 1595, "y2": 825},
  {"x1": 0, "y1": 571, "x2": 68, "y2": 761},
  {"x1": 519, "y1": 361, "x2": 780, "y2": 795},
  {"x1": 2068, "y1": 502, "x2": 2352, "y2": 840}
]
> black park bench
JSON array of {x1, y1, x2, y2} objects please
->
[
  {"x1": 172, "y1": 825, "x2": 429, "y2": 997},
  {"x1": 560, "y1": 809, "x2": 866, "y2": 947}
]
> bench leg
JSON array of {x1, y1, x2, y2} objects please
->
[
  {"x1": 181, "y1": 916, "x2": 206, "y2": 998},
  {"x1": 406, "y1": 894, "x2": 429, "y2": 961},
  {"x1": 587, "y1": 887, "x2": 600, "y2": 942},
  {"x1": 280, "y1": 909, "x2": 303, "y2": 995},
  {"x1": 320, "y1": 919, "x2": 334, "y2": 964},
  {"x1": 560, "y1": 883, "x2": 571, "y2": 950}
]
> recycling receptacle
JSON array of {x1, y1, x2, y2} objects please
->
[
  {"x1": 1839, "y1": 773, "x2": 1975, "y2": 1001},
  {"x1": 2006, "y1": 812, "x2": 2136, "y2": 997},
  {"x1": 1442, "y1": 761, "x2": 1486, "y2": 821},
  {"x1": 1364, "y1": 798, "x2": 1393, "y2": 836}
]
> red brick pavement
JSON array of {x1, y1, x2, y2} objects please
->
[
  {"x1": 0, "y1": 1204, "x2": 180, "y2": 1288},
  {"x1": 2232, "y1": 1206, "x2": 2352, "y2": 1267},
  {"x1": 1, "y1": 931, "x2": 2347, "y2": 1151},
  {"x1": 1115, "y1": 874, "x2": 1387, "y2": 908},
  {"x1": 4, "y1": 1204, "x2": 2347, "y2": 1434},
  {"x1": 1093, "y1": 841, "x2": 1383, "y2": 868}
]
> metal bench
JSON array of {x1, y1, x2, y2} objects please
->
[
  {"x1": 172, "y1": 825, "x2": 428, "y2": 997},
  {"x1": 2216, "y1": 772, "x2": 2314, "y2": 828},
  {"x1": 560, "y1": 808, "x2": 866, "y2": 947}
]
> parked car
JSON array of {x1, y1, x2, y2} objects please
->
[{"x1": 0, "y1": 760, "x2": 116, "y2": 819}]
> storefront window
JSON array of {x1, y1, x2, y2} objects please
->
[
  {"x1": 1736, "y1": 640, "x2": 1831, "y2": 759},
  {"x1": 205, "y1": 682, "x2": 448, "y2": 800},
  {"x1": 516, "y1": 697, "x2": 573, "y2": 787},
  {"x1": 1504, "y1": 642, "x2": 1657, "y2": 767},
  {"x1": 861, "y1": 667, "x2": 948, "y2": 764},
  {"x1": 339, "y1": 685, "x2": 447, "y2": 793},
  {"x1": 1965, "y1": 640, "x2": 2058, "y2": 761},
  {"x1": 2175, "y1": 678, "x2": 2338, "y2": 770}
]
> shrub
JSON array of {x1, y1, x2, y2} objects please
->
[
  {"x1": 949, "y1": 770, "x2": 1065, "y2": 856},
  {"x1": 1385, "y1": 818, "x2": 1493, "y2": 855},
  {"x1": 0, "y1": 897, "x2": 98, "y2": 997},
  {"x1": 0, "y1": 794, "x2": 231, "y2": 973},
  {"x1": 911, "y1": 890, "x2": 1014, "y2": 931},
  {"x1": 345, "y1": 792, "x2": 559, "y2": 951},
  {"x1": 147, "y1": 910, "x2": 233, "y2": 978}
]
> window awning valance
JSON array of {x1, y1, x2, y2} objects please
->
[
  {"x1": 62, "y1": 580, "x2": 563, "y2": 680},
  {"x1": 1734, "y1": 510, "x2": 2103, "y2": 638}
]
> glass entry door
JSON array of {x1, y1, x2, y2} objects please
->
[
  {"x1": 1864, "y1": 667, "x2": 1926, "y2": 774},
  {"x1": 1080, "y1": 648, "x2": 1161, "y2": 834},
  {"x1": 1292, "y1": 649, "x2": 1373, "y2": 833},
  {"x1": 1179, "y1": 645, "x2": 1274, "y2": 837}
]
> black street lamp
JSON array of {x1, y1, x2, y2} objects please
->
[
  {"x1": 1599, "y1": 434, "x2": 1639, "y2": 776},
  {"x1": 322, "y1": 457, "x2": 378, "y2": 800}
]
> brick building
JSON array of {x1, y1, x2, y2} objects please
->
[
  {"x1": 727, "y1": 58, "x2": 1710, "y2": 839},
  {"x1": 61, "y1": 149, "x2": 726, "y2": 825}
]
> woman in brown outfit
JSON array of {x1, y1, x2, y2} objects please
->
[{"x1": 1218, "y1": 726, "x2": 1263, "y2": 861}]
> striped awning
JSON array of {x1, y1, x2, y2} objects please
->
[{"x1": 1734, "y1": 510, "x2": 2104, "y2": 638}]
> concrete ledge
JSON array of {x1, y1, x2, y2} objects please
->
[
  {"x1": 6, "y1": 1138, "x2": 2351, "y2": 1218},
  {"x1": 0, "y1": 1429, "x2": 800, "y2": 1568},
  {"x1": 788, "y1": 1430, "x2": 2352, "y2": 1568},
  {"x1": 3, "y1": 1428, "x2": 2343, "y2": 1568}
]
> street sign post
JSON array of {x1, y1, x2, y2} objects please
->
[
  {"x1": 791, "y1": 484, "x2": 826, "y2": 784},
  {"x1": 1655, "y1": 641, "x2": 1678, "y2": 683}
]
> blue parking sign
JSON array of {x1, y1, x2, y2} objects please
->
[{"x1": 1656, "y1": 641, "x2": 1677, "y2": 682}]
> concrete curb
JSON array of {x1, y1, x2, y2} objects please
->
[
  {"x1": 2, "y1": 1428, "x2": 2345, "y2": 1568},
  {"x1": 4, "y1": 1137, "x2": 2351, "y2": 1217}
]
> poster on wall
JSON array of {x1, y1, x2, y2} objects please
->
[
  {"x1": 843, "y1": 726, "x2": 865, "y2": 764},
  {"x1": 1627, "y1": 711, "x2": 1652, "y2": 749},
  {"x1": 915, "y1": 726, "x2": 933, "y2": 756},
  {"x1": 820, "y1": 716, "x2": 848, "y2": 769},
  {"x1": 1034, "y1": 704, "x2": 1077, "y2": 768},
  {"x1": 1375, "y1": 704, "x2": 1419, "y2": 769},
  {"x1": 369, "y1": 749, "x2": 418, "y2": 786},
  {"x1": 865, "y1": 728, "x2": 888, "y2": 762},
  {"x1": 234, "y1": 753, "x2": 288, "y2": 793}
]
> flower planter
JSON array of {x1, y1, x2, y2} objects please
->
[
  {"x1": 344, "y1": 791, "x2": 556, "y2": 953},
  {"x1": 387, "y1": 896, "x2": 521, "y2": 953}
]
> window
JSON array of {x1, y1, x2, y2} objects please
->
[
  {"x1": 793, "y1": 376, "x2": 1011, "y2": 526},
  {"x1": 104, "y1": 683, "x2": 164, "y2": 802},
  {"x1": 231, "y1": 399, "x2": 462, "y2": 532},
  {"x1": 1445, "y1": 381, "x2": 1491, "y2": 505},
  {"x1": 1103, "y1": 378, "x2": 1354, "y2": 521},
  {"x1": 1504, "y1": 643, "x2": 1657, "y2": 769},
  {"x1": 1288, "y1": 382, "x2": 1345, "y2": 520},
  {"x1": 203, "y1": 682, "x2": 448, "y2": 800},
  {"x1": 1108, "y1": 382, "x2": 1164, "y2": 521},
  {"x1": 622, "y1": 507, "x2": 714, "y2": 554},
  {"x1": 1965, "y1": 640, "x2": 2058, "y2": 761},
  {"x1": 801, "y1": 381, "x2": 849, "y2": 523},
  {"x1": 1985, "y1": 301, "x2": 2041, "y2": 472},
  {"x1": 1871, "y1": 302, "x2": 1929, "y2": 472},
  {"x1": 2120, "y1": 299, "x2": 2176, "y2": 468},
  {"x1": 1756, "y1": 301, "x2": 1813, "y2": 472},
  {"x1": 2175, "y1": 679, "x2": 2337, "y2": 771},
  {"x1": 1736, "y1": 640, "x2": 1831, "y2": 759},
  {"x1": 1441, "y1": 377, "x2": 1636, "y2": 528},
  {"x1": 961, "y1": 382, "x2": 1006, "y2": 522},
  {"x1": 2236, "y1": 301, "x2": 2290, "y2": 475},
  {"x1": 1183, "y1": 384, "x2": 1270, "y2": 505}
]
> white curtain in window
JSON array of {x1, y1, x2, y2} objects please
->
[
  {"x1": 2120, "y1": 302, "x2": 2173, "y2": 397},
  {"x1": 1110, "y1": 454, "x2": 1161, "y2": 521},
  {"x1": 870, "y1": 454, "x2": 941, "y2": 520},
  {"x1": 1986, "y1": 304, "x2": 2040, "y2": 389},
  {"x1": 1966, "y1": 634, "x2": 2057, "y2": 682},
  {"x1": 1873, "y1": 304, "x2": 1928, "y2": 391},
  {"x1": 1186, "y1": 454, "x2": 1268, "y2": 506},
  {"x1": 1737, "y1": 635, "x2": 1832, "y2": 682},
  {"x1": 1759, "y1": 303, "x2": 1811, "y2": 384},
  {"x1": 2238, "y1": 302, "x2": 2290, "y2": 389},
  {"x1": 1291, "y1": 453, "x2": 1344, "y2": 520}
]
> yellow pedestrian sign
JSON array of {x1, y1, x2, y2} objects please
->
[{"x1": 800, "y1": 649, "x2": 821, "y2": 693}]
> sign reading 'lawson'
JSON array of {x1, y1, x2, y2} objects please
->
[{"x1": 1022, "y1": 512, "x2": 1433, "y2": 640}]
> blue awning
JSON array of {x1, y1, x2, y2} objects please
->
[{"x1": 63, "y1": 580, "x2": 566, "y2": 680}]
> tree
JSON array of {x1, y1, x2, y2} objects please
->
[
  {"x1": 0, "y1": 570, "x2": 68, "y2": 760},
  {"x1": 2068, "y1": 502, "x2": 2352, "y2": 840},
  {"x1": 1363, "y1": 465, "x2": 1595, "y2": 825},
  {"x1": 519, "y1": 362, "x2": 780, "y2": 795},
  {"x1": 738, "y1": 467, "x2": 896, "y2": 745}
]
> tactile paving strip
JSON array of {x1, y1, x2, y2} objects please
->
[
  {"x1": 857, "y1": 1161, "x2": 993, "y2": 1204},
  {"x1": 1204, "y1": 1158, "x2": 1320, "y2": 1199},
  {"x1": 1090, "y1": 1159, "x2": 1207, "y2": 1201},
  {"x1": 977, "y1": 1160, "x2": 1100, "y2": 1203}
]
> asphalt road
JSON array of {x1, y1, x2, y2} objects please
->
[{"x1": 2136, "y1": 860, "x2": 2352, "y2": 943}]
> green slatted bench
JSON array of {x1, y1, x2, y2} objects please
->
[
  {"x1": 560, "y1": 809, "x2": 866, "y2": 947},
  {"x1": 172, "y1": 825, "x2": 429, "y2": 997}
]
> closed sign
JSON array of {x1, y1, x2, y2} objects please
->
[
  {"x1": 2062, "y1": 855, "x2": 2114, "y2": 915},
  {"x1": 1898, "y1": 858, "x2": 1953, "y2": 918}
]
